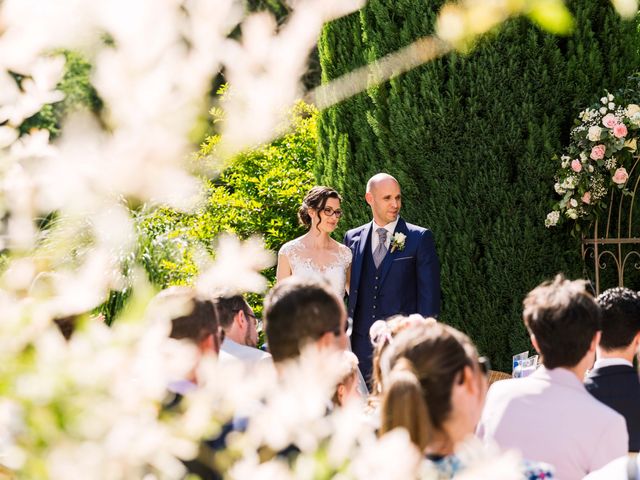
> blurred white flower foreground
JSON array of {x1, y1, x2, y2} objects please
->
[{"x1": 0, "y1": 0, "x2": 542, "y2": 478}]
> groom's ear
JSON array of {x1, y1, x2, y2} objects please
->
[{"x1": 365, "y1": 191, "x2": 373, "y2": 206}]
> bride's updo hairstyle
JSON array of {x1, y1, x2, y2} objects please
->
[
  {"x1": 379, "y1": 323, "x2": 481, "y2": 451},
  {"x1": 298, "y1": 186, "x2": 342, "y2": 231}
]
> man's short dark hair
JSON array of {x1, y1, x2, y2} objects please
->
[
  {"x1": 159, "y1": 287, "x2": 219, "y2": 344},
  {"x1": 523, "y1": 274, "x2": 601, "y2": 369},
  {"x1": 597, "y1": 287, "x2": 640, "y2": 350},
  {"x1": 215, "y1": 295, "x2": 250, "y2": 330},
  {"x1": 264, "y1": 277, "x2": 343, "y2": 363}
]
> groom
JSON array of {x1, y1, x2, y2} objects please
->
[{"x1": 344, "y1": 173, "x2": 440, "y2": 383}]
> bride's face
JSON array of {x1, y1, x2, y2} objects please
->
[{"x1": 312, "y1": 197, "x2": 342, "y2": 234}]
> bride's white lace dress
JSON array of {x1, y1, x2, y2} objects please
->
[
  {"x1": 279, "y1": 237, "x2": 368, "y2": 394},
  {"x1": 279, "y1": 237, "x2": 352, "y2": 298}
]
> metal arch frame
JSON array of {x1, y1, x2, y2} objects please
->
[{"x1": 581, "y1": 157, "x2": 640, "y2": 295}]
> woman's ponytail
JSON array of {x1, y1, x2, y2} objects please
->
[{"x1": 380, "y1": 357, "x2": 432, "y2": 451}]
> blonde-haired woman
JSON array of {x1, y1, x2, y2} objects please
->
[{"x1": 378, "y1": 322, "x2": 554, "y2": 479}]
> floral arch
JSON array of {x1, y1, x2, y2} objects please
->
[{"x1": 548, "y1": 85, "x2": 640, "y2": 294}]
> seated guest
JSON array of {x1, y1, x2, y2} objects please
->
[
  {"x1": 215, "y1": 295, "x2": 272, "y2": 365},
  {"x1": 379, "y1": 322, "x2": 553, "y2": 479},
  {"x1": 263, "y1": 277, "x2": 347, "y2": 366},
  {"x1": 158, "y1": 286, "x2": 223, "y2": 392},
  {"x1": 585, "y1": 287, "x2": 640, "y2": 453},
  {"x1": 477, "y1": 275, "x2": 628, "y2": 479}
]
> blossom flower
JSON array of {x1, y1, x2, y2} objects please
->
[
  {"x1": 570, "y1": 160, "x2": 582, "y2": 173},
  {"x1": 566, "y1": 208, "x2": 578, "y2": 219},
  {"x1": 602, "y1": 113, "x2": 619, "y2": 128},
  {"x1": 581, "y1": 191, "x2": 591, "y2": 204},
  {"x1": 625, "y1": 137, "x2": 638, "y2": 151},
  {"x1": 569, "y1": 198, "x2": 578, "y2": 208},
  {"x1": 612, "y1": 167, "x2": 629, "y2": 185},
  {"x1": 600, "y1": 96, "x2": 608, "y2": 104},
  {"x1": 604, "y1": 157, "x2": 617, "y2": 169},
  {"x1": 545, "y1": 211, "x2": 560, "y2": 227},
  {"x1": 613, "y1": 123, "x2": 628, "y2": 138},
  {"x1": 626, "y1": 104, "x2": 640, "y2": 117},
  {"x1": 590, "y1": 144, "x2": 606, "y2": 160},
  {"x1": 554, "y1": 183, "x2": 565, "y2": 195},
  {"x1": 599, "y1": 107, "x2": 608, "y2": 115},
  {"x1": 587, "y1": 125, "x2": 602, "y2": 141}
]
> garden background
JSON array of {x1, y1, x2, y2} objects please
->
[{"x1": 26, "y1": 0, "x2": 640, "y2": 372}]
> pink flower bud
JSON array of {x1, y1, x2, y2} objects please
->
[
  {"x1": 571, "y1": 160, "x2": 582, "y2": 172},
  {"x1": 590, "y1": 144, "x2": 606, "y2": 160},
  {"x1": 612, "y1": 167, "x2": 629, "y2": 185}
]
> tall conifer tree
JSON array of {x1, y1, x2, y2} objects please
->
[{"x1": 317, "y1": 0, "x2": 640, "y2": 369}]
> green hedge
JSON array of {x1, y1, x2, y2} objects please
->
[
  {"x1": 130, "y1": 103, "x2": 317, "y2": 317},
  {"x1": 317, "y1": 0, "x2": 640, "y2": 370}
]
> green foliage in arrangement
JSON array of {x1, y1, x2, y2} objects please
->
[
  {"x1": 21, "y1": 50, "x2": 101, "y2": 137},
  {"x1": 317, "y1": 0, "x2": 640, "y2": 371},
  {"x1": 134, "y1": 103, "x2": 317, "y2": 310}
]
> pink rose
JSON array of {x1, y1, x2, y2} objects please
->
[
  {"x1": 581, "y1": 191, "x2": 591, "y2": 204},
  {"x1": 612, "y1": 167, "x2": 629, "y2": 185},
  {"x1": 570, "y1": 159, "x2": 582, "y2": 172},
  {"x1": 602, "y1": 113, "x2": 619, "y2": 128},
  {"x1": 590, "y1": 144, "x2": 606, "y2": 160},
  {"x1": 613, "y1": 123, "x2": 628, "y2": 138}
]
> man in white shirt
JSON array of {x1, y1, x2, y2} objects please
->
[
  {"x1": 477, "y1": 275, "x2": 628, "y2": 479},
  {"x1": 216, "y1": 295, "x2": 272, "y2": 365}
]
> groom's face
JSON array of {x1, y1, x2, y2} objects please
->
[{"x1": 366, "y1": 178, "x2": 401, "y2": 225}]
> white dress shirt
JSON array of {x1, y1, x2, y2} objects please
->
[
  {"x1": 371, "y1": 218, "x2": 399, "y2": 254},
  {"x1": 219, "y1": 338, "x2": 272, "y2": 365},
  {"x1": 592, "y1": 357, "x2": 633, "y2": 369}
]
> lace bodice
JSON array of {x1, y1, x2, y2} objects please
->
[{"x1": 279, "y1": 237, "x2": 352, "y2": 297}]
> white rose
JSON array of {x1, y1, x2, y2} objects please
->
[
  {"x1": 569, "y1": 198, "x2": 578, "y2": 208},
  {"x1": 601, "y1": 97, "x2": 608, "y2": 104},
  {"x1": 608, "y1": 102, "x2": 615, "y2": 109},
  {"x1": 587, "y1": 126, "x2": 602, "y2": 141},
  {"x1": 600, "y1": 107, "x2": 608, "y2": 114},
  {"x1": 545, "y1": 211, "x2": 560, "y2": 227},
  {"x1": 608, "y1": 93, "x2": 614, "y2": 101},
  {"x1": 588, "y1": 165, "x2": 594, "y2": 172},
  {"x1": 566, "y1": 208, "x2": 579, "y2": 219},
  {"x1": 554, "y1": 183, "x2": 566, "y2": 194}
]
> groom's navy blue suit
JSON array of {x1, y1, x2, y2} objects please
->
[{"x1": 344, "y1": 217, "x2": 440, "y2": 383}]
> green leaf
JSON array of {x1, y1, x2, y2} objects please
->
[{"x1": 527, "y1": 0, "x2": 575, "y2": 35}]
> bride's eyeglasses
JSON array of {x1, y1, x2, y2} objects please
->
[{"x1": 321, "y1": 207, "x2": 343, "y2": 218}]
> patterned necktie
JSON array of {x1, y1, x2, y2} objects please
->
[{"x1": 373, "y1": 228, "x2": 388, "y2": 269}]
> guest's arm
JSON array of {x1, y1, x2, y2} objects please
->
[{"x1": 415, "y1": 229, "x2": 440, "y2": 317}]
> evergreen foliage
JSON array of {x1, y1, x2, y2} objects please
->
[
  {"x1": 130, "y1": 103, "x2": 316, "y2": 318},
  {"x1": 317, "y1": 0, "x2": 640, "y2": 370}
]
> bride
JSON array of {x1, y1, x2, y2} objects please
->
[
  {"x1": 276, "y1": 186, "x2": 352, "y2": 297},
  {"x1": 277, "y1": 186, "x2": 368, "y2": 394}
]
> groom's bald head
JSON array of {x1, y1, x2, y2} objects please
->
[
  {"x1": 366, "y1": 173, "x2": 399, "y2": 194},
  {"x1": 366, "y1": 173, "x2": 401, "y2": 225}
]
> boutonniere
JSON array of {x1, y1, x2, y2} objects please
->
[{"x1": 390, "y1": 232, "x2": 406, "y2": 252}]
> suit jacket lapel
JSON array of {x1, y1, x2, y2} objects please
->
[
  {"x1": 379, "y1": 218, "x2": 408, "y2": 286},
  {"x1": 350, "y1": 222, "x2": 372, "y2": 296}
]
